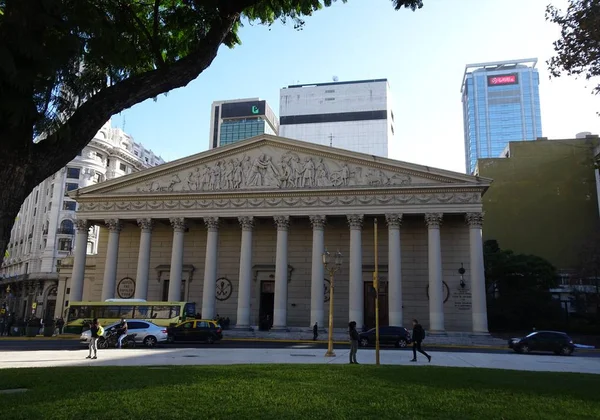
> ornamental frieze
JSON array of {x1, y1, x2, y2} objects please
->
[
  {"x1": 128, "y1": 148, "x2": 417, "y2": 194},
  {"x1": 76, "y1": 192, "x2": 481, "y2": 213}
]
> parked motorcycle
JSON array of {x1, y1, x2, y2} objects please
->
[{"x1": 97, "y1": 329, "x2": 136, "y2": 349}]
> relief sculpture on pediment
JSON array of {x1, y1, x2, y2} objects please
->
[{"x1": 134, "y1": 149, "x2": 415, "y2": 193}]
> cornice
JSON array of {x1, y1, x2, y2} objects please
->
[{"x1": 74, "y1": 185, "x2": 487, "y2": 203}]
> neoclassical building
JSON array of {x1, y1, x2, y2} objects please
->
[{"x1": 61, "y1": 135, "x2": 491, "y2": 333}]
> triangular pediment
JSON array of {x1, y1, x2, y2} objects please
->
[{"x1": 73, "y1": 135, "x2": 490, "y2": 197}]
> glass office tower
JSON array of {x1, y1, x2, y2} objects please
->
[
  {"x1": 209, "y1": 98, "x2": 279, "y2": 149},
  {"x1": 461, "y1": 58, "x2": 542, "y2": 174}
]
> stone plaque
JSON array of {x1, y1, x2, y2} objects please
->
[
  {"x1": 452, "y1": 289, "x2": 472, "y2": 311},
  {"x1": 117, "y1": 277, "x2": 136, "y2": 299},
  {"x1": 216, "y1": 277, "x2": 233, "y2": 301}
]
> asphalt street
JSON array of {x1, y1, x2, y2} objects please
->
[{"x1": 1, "y1": 338, "x2": 599, "y2": 357}]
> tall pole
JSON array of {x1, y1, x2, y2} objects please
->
[
  {"x1": 325, "y1": 267, "x2": 336, "y2": 357},
  {"x1": 374, "y1": 218, "x2": 380, "y2": 366}
]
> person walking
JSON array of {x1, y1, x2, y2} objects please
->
[
  {"x1": 348, "y1": 321, "x2": 359, "y2": 364},
  {"x1": 410, "y1": 319, "x2": 431, "y2": 363},
  {"x1": 86, "y1": 318, "x2": 100, "y2": 360},
  {"x1": 313, "y1": 322, "x2": 319, "y2": 341}
]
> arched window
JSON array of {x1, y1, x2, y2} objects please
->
[{"x1": 59, "y1": 219, "x2": 74, "y2": 235}]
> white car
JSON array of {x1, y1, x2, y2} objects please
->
[{"x1": 80, "y1": 320, "x2": 168, "y2": 347}]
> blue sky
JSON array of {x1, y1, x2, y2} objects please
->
[{"x1": 110, "y1": 0, "x2": 599, "y2": 173}]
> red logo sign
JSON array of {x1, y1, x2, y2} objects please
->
[{"x1": 487, "y1": 74, "x2": 518, "y2": 86}]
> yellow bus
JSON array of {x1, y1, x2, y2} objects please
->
[{"x1": 64, "y1": 299, "x2": 197, "y2": 334}]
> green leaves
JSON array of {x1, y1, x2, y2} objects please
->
[{"x1": 547, "y1": 0, "x2": 600, "y2": 96}]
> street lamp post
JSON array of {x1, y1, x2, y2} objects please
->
[{"x1": 323, "y1": 249, "x2": 343, "y2": 357}]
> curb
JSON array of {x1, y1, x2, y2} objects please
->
[{"x1": 0, "y1": 335, "x2": 79, "y2": 341}]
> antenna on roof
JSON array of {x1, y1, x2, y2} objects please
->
[{"x1": 332, "y1": 75, "x2": 339, "y2": 82}]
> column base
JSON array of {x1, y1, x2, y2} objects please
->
[
  {"x1": 234, "y1": 325, "x2": 254, "y2": 331},
  {"x1": 427, "y1": 331, "x2": 447, "y2": 336},
  {"x1": 324, "y1": 350, "x2": 336, "y2": 357},
  {"x1": 270, "y1": 326, "x2": 290, "y2": 332},
  {"x1": 470, "y1": 331, "x2": 490, "y2": 336}
]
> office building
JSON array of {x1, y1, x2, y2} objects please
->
[
  {"x1": 209, "y1": 98, "x2": 279, "y2": 149},
  {"x1": 279, "y1": 79, "x2": 394, "y2": 157},
  {"x1": 0, "y1": 120, "x2": 165, "y2": 320},
  {"x1": 461, "y1": 58, "x2": 543, "y2": 174}
]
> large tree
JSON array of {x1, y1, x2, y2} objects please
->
[
  {"x1": 484, "y1": 240, "x2": 562, "y2": 331},
  {"x1": 0, "y1": 0, "x2": 423, "y2": 264},
  {"x1": 546, "y1": 0, "x2": 600, "y2": 95}
]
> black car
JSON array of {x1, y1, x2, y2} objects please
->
[
  {"x1": 359, "y1": 326, "x2": 411, "y2": 348},
  {"x1": 508, "y1": 331, "x2": 575, "y2": 356},
  {"x1": 167, "y1": 319, "x2": 223, "y2": 344}
]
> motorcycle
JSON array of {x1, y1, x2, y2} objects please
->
[{"x1": 97, "y1": 329, "x2": 136, "y2": 349}]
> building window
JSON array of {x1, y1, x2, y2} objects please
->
[
  {"x1": 119, "y1": 163, "x2": 127, "y2": 172},
  {"x1": 87, "y1": 241, "x2": 94, "y2": 254},
  {"x1": 64, "y1": 183, "x2": 78, "y2": 196},
  {"x1": 66, "y1": 167, "x2": 80, "y2": 179},
  {"x1": 63, "y1": 201, "x2": 77, "y2": 211},
  {"x1": 58, "y1": 238, "x2": 72, "y2": 252},
  {"x1": 58, "y1": 219, "x2": 74, "y2": 235}
]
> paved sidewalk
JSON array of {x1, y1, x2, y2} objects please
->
[{"x1": 1, "y1": 347, "x2": 599, "y2": 374}]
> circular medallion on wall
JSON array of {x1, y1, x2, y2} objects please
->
[
  {"x1": 426, "y1": 281, "x2": 450, "y2": 303},
  {"x1": 324, "y1": 278, "x2": 331, "y2": 303},
  {"x1": 117, "y1": 277, "x2": 136, "y2": 299},
  {"x1": 216, "y1": 277, "x2": 233, "y2": 301}
]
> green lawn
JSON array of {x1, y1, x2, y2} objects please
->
[{"x1": 1, "y1": 365, "x2": 599, "y2": 419}]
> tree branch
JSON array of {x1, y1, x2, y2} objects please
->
[
  {"x1": 30, "y1": 10, "x2": 242, "y2": 181},
  {"x1": 120, "y1": 0, "x2": 166, "y2": 68}
]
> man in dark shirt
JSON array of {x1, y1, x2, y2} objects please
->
[
  {"x1": 348, "y1": 321, "x2": 359, "y2": 364},
  {"x1": 313, "y1": 322, "x2": 319, "y2": 341},
  {"x1": 411, "y1": 319, "x2": 431, "y2": 363}
]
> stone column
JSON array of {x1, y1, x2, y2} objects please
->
[
  {"x1": 101, "y1": 219, "x2": 122, "y2": 301},
  {"x1": 347, "y1": 214, "x2": 364, "y2": 327},
  {"x1": 272, "y1": 216, "x2": 290, "y2": 330},
  {"x1": 201, "y1": 217, "x2": 219, "y2": 320},
  {"x1": 168, "y1": 218, "x2": 186, "y2": 301},
  {"x1": 70, "y1": 219, "x2": 90, "y2": 302},
  {"x1": 236, "y1": 217, "x2": 254, "y2": 328},
  {"x1": 309, "y1": 215, "x2": 326, "y2": 328},
  {"x1": 425, "y1": 213, "x2": 445, "y2": 332},
  {"x1": 134, "y1": 219, "x2": 153, "y2": 300},
  {"x1": 386, "y1": 213, "x2": 403, "y2": 326},
  {"x1": 466, "y1": 212, "x2": 489, "y2": 334}
]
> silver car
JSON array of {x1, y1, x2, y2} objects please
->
[{"x1": 80, "y1": 320, "x2": 168, "y2": 348}]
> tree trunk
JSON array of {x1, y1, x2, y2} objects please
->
[{"x1": 0, "y1": 156, "x2": 37, "y2": 267}]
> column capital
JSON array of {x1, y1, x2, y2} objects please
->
[
  {"x1": 169, "y1": 217, "x2": 187, "y2": 232},
  {"x1": 238, "y1": 216, "x2": 254, "y2": 231},
  {"x1": 385, "y1": 213, "x2": 403, "y2": 228},
  {"x1": 203, "y1": 217, "x2": 219, "y2": 232},
  {"x1": 425, "y1": 213, "x2": 443, "y2": 228},
  {"x1": 74, "y1": 219, "x2": 90, "y2": 232},
  {"x1": 137, "y1": 218, "x2": 154, "y2": 232},
  {"x1": 105, "y1": 219, "x2": 122, "y2": 233},
  {"x1": 274, "y1": 215, "x2": 290, "y2": 230},
  {"x1": 309, "y1": 215, "x2": 326, "y2": 230},
  {"x1": 465, "y1": 212, "x2": 484, "y2": 228},
  {"x1": 347, "y1": 214, "x2": 364, "y2": 229}
]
